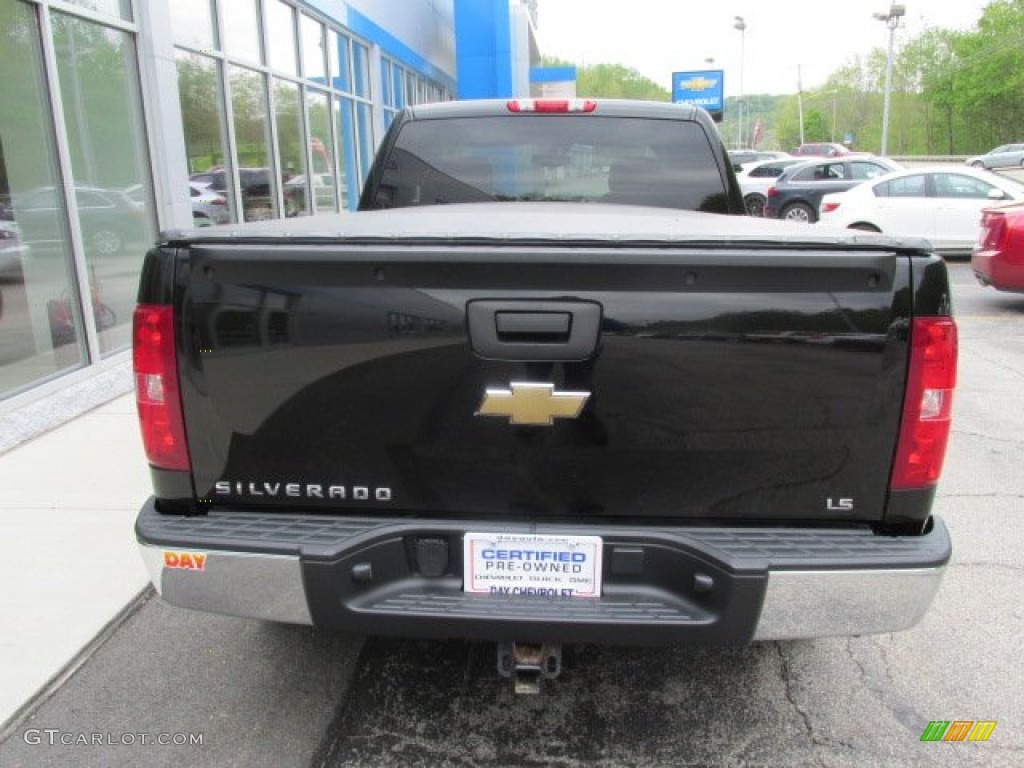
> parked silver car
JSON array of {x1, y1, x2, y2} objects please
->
[
  {"x1": 0, "y1": 220, "x2": 29, "y2": 280},
  {"x1": 190, "y1": 182, "x2": 231, "y2": 225},
  {"x1": 966, "y1": 143, "x2": 1024, "y2": 169},
  {"x1": 736, "y1": 158, "x2": 806, "y2": 216}
]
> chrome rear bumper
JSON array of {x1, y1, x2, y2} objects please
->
[{"x1": 137, "y1": 500, "x2": 950, "y2": 643}]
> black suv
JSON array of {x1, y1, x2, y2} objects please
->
[{"x1": 764, "y1": 156, "x2": 901, "y2": 222}]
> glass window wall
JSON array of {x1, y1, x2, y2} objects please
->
[
  {"x1": 392, "y1": 63, "x2": 404, "y2": 108},
  {"x1": 3, "y1": 0, "x2": 452, "y2": 402},
  {"x1": 169, "y1": 0, "x2": 216, "y2": 50},
  {"x1": 64, "y1": 0, "x2": 131, "y2": 21},
  {"x1": 300, "y1": 14, "x2": 325, "y2": 84},
  {"x1": 328, "y1": 29, "x2": 350, "y2": 93},
  {"x1": 352, "y1": 42, "x2": 369, "y2": 98},
  {"x1": 176, "y1": 51, "x2": 237, "y2": 225},
  {"x1": 229, "y1": 65, "x2": 277, "y2": 221},
  {"x1": 380, "y1": 59, "x2": 392, "y2": 108},
  {"x1": 306, "y1": 90, "x2": 336, "y2": 213},
  {"x1": 336, "y1": 96, "x2": 355, "y2": 211},
  {"x1": 171, "y1": 3, "x2": 449, "y2": 219},
  {"x1": 52, "y1": 11, "x2": 156, "y2": 354},
  {"x1": 275, "y1": 79, "x2": 308, "y2": 216},
  {"x1": 221, "y1": 0, "x2": 262, "y2": 65},
  {"x1": 266, "y1": 0, "x2": 298, "y2": 76},
  {"x1": 0, "y1": 0, "x2": 86, "y2": 394},
  {"x1": 355, "y1": 102, "x2": 373, "y2": 183}
]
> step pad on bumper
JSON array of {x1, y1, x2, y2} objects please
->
[
  {"x1": 137, "y1": 503, "x2": 950, "y2": 568},
  {"x1": 367, "y1": 592, "x2": 699, "y2": 621}
]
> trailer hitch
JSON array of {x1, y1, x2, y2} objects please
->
[{"x1": 497, "y1": 641, "x2": 562, "y2": 694}]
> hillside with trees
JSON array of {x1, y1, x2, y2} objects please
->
[{"x1": 544, "y1": 0, "x2": 1024, "y2": 155}]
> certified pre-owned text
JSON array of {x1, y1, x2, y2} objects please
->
[{"x1": 481, "y1": 549, "x2": 587, "y2": 562}]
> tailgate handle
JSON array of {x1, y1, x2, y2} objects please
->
[
  {"x1": 495, "y1": 311, "x2": 571, "y2": 341},
  {"x1": 468, "y1": 300, "x2": 602, "y2": 361}
]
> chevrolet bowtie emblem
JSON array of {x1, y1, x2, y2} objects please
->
[
  {"x1": 476, "y1": 382, "x2": 590, "y2": 426},
  {"x1": 679, "y1": 76, "x2": 717, "y2": 91}
]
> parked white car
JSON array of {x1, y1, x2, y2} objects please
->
[
  {"x1": 818, "y1": 166, "x2": 1024, "y2": 255},
  {"x1": 735, "y1": 157, "x2": 807, "y2": 216},
  {"x1": 728, "y1": 149, "x2": 792, "y2": 173}
]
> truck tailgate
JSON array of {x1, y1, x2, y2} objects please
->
[{"x1": 178, "y1": 233, "x2": 909, "y2": 525}]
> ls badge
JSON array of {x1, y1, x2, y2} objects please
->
[{"x1": 476, "y1": 382, "x2": 590, "y2": 426}]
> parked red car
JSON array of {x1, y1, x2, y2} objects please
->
[
  {"x1": 791, "y1": 142, "x2": 850, "y2": 157},
  {"x1": 972, "y1": 202, "x2": 1024, "y2": 293}
]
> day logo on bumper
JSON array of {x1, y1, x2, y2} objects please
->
[{"x1": 163, "y1": 550, "x2": 207, "y2": 571}]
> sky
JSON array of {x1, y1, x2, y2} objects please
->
[{"x1": 534, "y1": 0, "x2": 993, "y2": 97}]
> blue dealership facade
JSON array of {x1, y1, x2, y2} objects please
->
[{"x1": 0, "y1": 0, "x2": 539, "y2": 407}]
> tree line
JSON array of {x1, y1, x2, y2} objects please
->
[{"x1": 545, "y1": 0, "x2": 1024, "y2": 156}]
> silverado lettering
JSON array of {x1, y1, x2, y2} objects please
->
[
  {"x1": 212, "y1": 481, "x2": 392, "y2": 501},
  {"x1": 133, "y1": 99, "x2": 956, "y2": 688}
]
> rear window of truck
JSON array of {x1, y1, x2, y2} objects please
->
[{"x1": 366, "y1": 115, "x2": 730, "y2": 213}]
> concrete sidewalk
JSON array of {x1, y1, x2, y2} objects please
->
[{"x1": 0, "y1": 391, "x2": 150, "y2": 728}]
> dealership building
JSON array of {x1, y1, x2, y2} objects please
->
[{"x1": 0, "y1": 0, "x2": 540, "y2": 421}]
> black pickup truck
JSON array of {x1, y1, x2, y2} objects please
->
[{"x1": 134, "y1": 99, "x2": 957, "y2": 688}]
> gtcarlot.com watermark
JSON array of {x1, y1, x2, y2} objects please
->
[{"x1": 23, "y1": 729, "x2": 203, "y2": 747}]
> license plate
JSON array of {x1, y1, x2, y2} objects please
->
[{"x1": 463, "y1": 532, "x2": 603, "y2": 597}]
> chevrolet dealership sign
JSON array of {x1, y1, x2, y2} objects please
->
[{"x1": 672, "y1": 69, "x2": 724, "y2": 121}]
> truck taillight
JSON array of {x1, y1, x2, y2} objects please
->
[
  {"x1": 890, "y1": 317, "x2": 957, "y2": 490},
  {"x1": 506, "y1": 99, "x2": 597, "y2": 113},
  {"x1": 133, "y1": 304, "x2": 190, "y2": 471}
]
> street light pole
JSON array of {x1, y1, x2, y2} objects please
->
[
  {"x1": 874, "y1": 3, "x2": 905, "y2": 156},
  {"x1": 733, "y1": 16, "x2": 746, "y2": 148},
  {"x1": 827, "y1": 90, "x2": 837, "y2": 143},
  {"x1": 797, "y1": 65, "x2": 805, "y2": 146}
]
